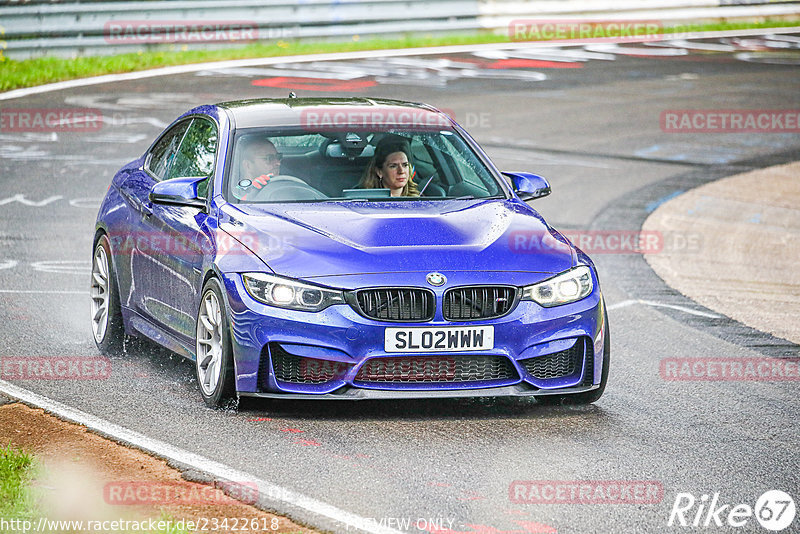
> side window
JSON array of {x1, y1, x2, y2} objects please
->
[
  {"x1": 146, "y1": 121, "x2": 190, "y2": 181},
  {"x1": 166, "y1": 118, "x2": 218, "y2": 183}
]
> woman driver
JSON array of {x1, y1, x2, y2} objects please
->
[{"x1": 358, "y1": 136, "x2": 420, "y2": 197}]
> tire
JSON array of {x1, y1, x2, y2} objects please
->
[
  {"x1": 90, "y1": 234, "x2": 126, "y2": 354},
  {"x1": 195, "y1": 277, "x2": 237, "y2": 408},
  {"x1": 539, "y1": 305, "x2": 610, "y2": 406}
]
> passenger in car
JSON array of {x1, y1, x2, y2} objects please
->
[
  {"x1": 232, "y1": 137, "x2": 282, "y2": 200},
  {"x1": 358, "y1": 136, "x2": 420, "y2": 197}
]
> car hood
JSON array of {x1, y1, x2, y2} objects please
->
[{"x1": 220, "y1": 199, "x2": 575, "y2": 281}]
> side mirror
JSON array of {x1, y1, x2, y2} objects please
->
[
  {"x1": 502, "y1": 172, "x2": 551, "y2": 201},
  {"x1": 149, "y1": 176, "x2": 207, "y2": 208}
]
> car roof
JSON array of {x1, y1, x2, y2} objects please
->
[{"x1": 214, "y1": 97, "x2": 454, "y2": 130}]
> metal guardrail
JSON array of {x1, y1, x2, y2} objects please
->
[
  {"x1": 1, "y1": 0, "x2": 483, "y2": 58},
  {"x1": 1, "y1": 0, "x2": 799, "y2": 59}
]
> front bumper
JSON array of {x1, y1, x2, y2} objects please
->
[
  {"x1": 220, "y1": 271, "x2": 606, "y2": 398},
  {"x1": 240, "y1": 383, "x2": 600, "y2": 400}
]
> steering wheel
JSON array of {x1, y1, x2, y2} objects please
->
[{"x1": 246, "y1": 175, "x2": 327, "y2": 202}]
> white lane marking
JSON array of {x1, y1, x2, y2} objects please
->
[
  {"x1": 646, "y1": 39, "x2": 737, "y2": 52},
  {"x1": 584, "y1": 43, "x2": 689, "y2": 56},
  {"x1": 0, "y1": 196, "x2": 102, "y2": 209},
  {"x1": 199, "y1": 57, "x2": 548, "y2": 85},
  {"x1": 0, "y1": 145, "x2": 50, "y2": 159},
  {"x1": 483, "y1": 144, "x2": 611, "y2": 169},
  {"x1": 0, "y1": 380, "x2": 403, "y2": 534},
  {"x1": 2, "y1": 27, "x2": 798, "y2": 102},
  {"x1": 766, "y1": 34, "x2": 800, "y2": 44},
  {"x1": 82, "y1": 133, "x2": 149, "y2": 144},
  {"x1": 0, "y1": 132, "x2": 59, "y2": 142},
  {"x1": 735, "y1": 51, "x2": 800, "y2": 65},
  {"x1": 199, "y1": 65, "x2": 369, "y2": 80},
  {"x1": 0, "y1": 194, "x2": 63, "y2": 207},
  {"x1": 30, "y1": 260, "x2": 90, "y2": 274},
  {"x1": 473, "y1": 48, "x2": 616, "y2": 61},
  {"x1": 68, "y1": 197, "x2": 103, "y2": 208},
  {"x1": 0, "y1": 150, "x2": 124, "y2": 164},
  {"x1": 640, "y1": 299, "x2": 722, "y2": 318},
  {"x1": 608, "y1": 299, "x2": 722, "y2": 318},
  {"x1": 0, "y1": 289, "x2": 85, "y2": 294},
  {"x1": 66, "y1": 93, "x2": 203, "y2": 113},
  {"x1": 607, "y1": 299, "x2": 639, "y2": 311},
  {"x1": 0, "y1": 261, "x2": 92, "y2": 275}
]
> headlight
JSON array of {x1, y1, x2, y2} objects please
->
[
  {"x1": 522, "y1": 266, "x2": 594, "y2": 307},
  {"x1": 242, "y1": 273, "x2": 345, "y2": 312}
]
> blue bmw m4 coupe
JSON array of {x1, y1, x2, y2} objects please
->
[{"x1": 91, "y1": 97, "x2": 609, "y2": 407}]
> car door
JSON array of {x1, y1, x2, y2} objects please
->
[
  {"x1": 125, "y1": 117, "x2": 217, "y2": 345},
  {"x1": 118, "y1": 119, "x2": 190, "y2": 321}
]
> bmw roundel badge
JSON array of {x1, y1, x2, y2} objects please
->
[{"x1": 426, "y1": 272, "x2": 446, "y2": 287}]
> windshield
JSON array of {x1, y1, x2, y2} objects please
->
[{"x1": 226, "y1": 128, "x2": 506, "y2": 203}]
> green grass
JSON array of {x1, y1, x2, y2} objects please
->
[
  {"x1": 0, "y1": 18, "x2": 798, "y2": 92},
  {"x1": 0, "y1": 442, "x2": 191, "y2": 534},
  {"x1": 0, "y1": 443, "x2": 37, "y2": 520}
]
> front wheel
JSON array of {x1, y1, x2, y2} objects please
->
[
  {"x1": 90, "y1": 234, "x2": 126, "y2": 354},
  {"x1": 195, "y1": 278, "x2": 236, "y2": 408}
]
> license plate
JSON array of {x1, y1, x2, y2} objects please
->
[{"x1": 384, "y1": 326, "x2": 494, "y2": 353}]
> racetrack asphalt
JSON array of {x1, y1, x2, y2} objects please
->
[
  {"x1": 644, "y1": 161, "x2": 800, "y2": 345},
  {"x1": 1, "y1": 33, "x2": 799, "y2": 533}
]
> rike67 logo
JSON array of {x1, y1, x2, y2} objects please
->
[{"x1": 668, "y1": 490, "x2": 796, "y2": 531}]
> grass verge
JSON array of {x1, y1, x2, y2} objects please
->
[
  {"x1": 0, "y1": 442, "x2": 36, "y2": 520},
  {"x1": 0, "y1": 19, "x2": 798, "y2": 92},
  {"x1": 0, "y1": 442, "x2": 190, "y2": 534}
]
